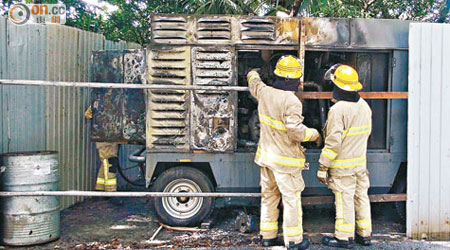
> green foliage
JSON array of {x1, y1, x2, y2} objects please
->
[
  {"x1": 69, "y1": 0, "x2": 191, "y2": 45},
  {"x1": 198, "y1": 0, "x2": 270, "y2": 15},
  {"x1": 64, "y1": 0, "x2": 104, "y2": 34},
  {"x1": 309, "y1": 0, "x2": 444, "y2": 20}
]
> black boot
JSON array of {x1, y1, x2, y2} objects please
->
[
  {"x1": 262, "y1": 238, "x2": 282, "y2": 247},
  {"x1": 288, "y1": 239, "x2": 310, "y2": 250},
  {"x1": 355, "y1": 233, "x2": 372, "y2": 246},
  {"x1": 322, "y1": 236, "x2": 354, "y2": 249}
]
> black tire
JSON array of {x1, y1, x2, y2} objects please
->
[{"x1": 151, "y1": 167, "x2": 215, "y2": 226}]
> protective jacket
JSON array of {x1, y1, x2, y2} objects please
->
[
  {"x1": 319, "y1": 98, "x2": 372, "y2": 176},
  {"x1": 248, "y1": 71, "x2": 319, "y2": 245},
  {"x1": 319, "y1": 98, "x2": 373, "y2": 240},
  {"x1": 248, "y1": 72, "x2": 319, "y2": 174}
]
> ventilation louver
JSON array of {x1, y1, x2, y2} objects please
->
[
  {"x1": 197, "y1": 17, "x2": 231, "y2": 43},
  {"x1": 191, "y1": 47, "x2": 236, "y2": 152},
  {"x1": 192, "y1": 47, "x2": 233, "y2": 86},
  {"x1": 147, "y1": 47, "x2": 190, "y2": 151},
  {"x1": 240, "y1": 18, "x2": 275, "y2": 42},
  {"x1": 151, "y1": 16, "x2": 187, "y2": 44}
]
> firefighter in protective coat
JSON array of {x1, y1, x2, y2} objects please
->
[
  {"x1": 317, "y1": 64, "x2": 372, "y2": 249},
  {"x1": 247, "y1": 55, "x2": 321, "y2": 250},
  {"x1": 85, "y1": 107, "x2": 119, "y2": 192}
]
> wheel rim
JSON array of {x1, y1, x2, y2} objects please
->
[{"x1": 162, "y1": 178, "x2": 204, "y2": 219}]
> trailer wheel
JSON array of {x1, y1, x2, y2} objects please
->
[{"x1": 151, "y1": 167, "x2": 215, "y2": 226}]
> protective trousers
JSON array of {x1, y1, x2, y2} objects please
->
[
  {"x1": 328, "y1": 168, "x2": 372, "y2": 240},
  {"x1": 95, "y1": 142, "x2": 119, "y2": 192},
  {"x1": 259, "y1": 166, "x2": 304, "y2": 244}
]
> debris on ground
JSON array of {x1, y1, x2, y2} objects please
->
[
  {"x1": 160, "y1": 223, "x2": 207, "y2": 233},
  {"x1": 9, "y1": 198, "x2": 447, "y2": 250},
  {"x1": 150, "y1": 225, "x2": 163, "y2": 241}
]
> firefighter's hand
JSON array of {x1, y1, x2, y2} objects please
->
[
  {"x1": 317, "y1": 165, "x2": 328, "y2": 184},
  {"x1": 247, "y1": 68, "x2": 261, "y2": 82},
  {"x1": 84, "y1": 106, "x2": 93, "y2": 119},
  {"x1": 315, "y1": 133, "x2": 322, "y2": 147}
]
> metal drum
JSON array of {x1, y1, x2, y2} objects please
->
[{"x1": 0, "y1": 151, "x2": 60, "y2": 246}]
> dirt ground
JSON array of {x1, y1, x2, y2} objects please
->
[{"x1": 3, "y1": 198, "x2": 450, "y2": 250}]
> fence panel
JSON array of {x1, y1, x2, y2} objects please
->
[
  {"x1": 0, "y1": 17, "x2": 6, "y2": 153},
  {"x1": 45, "y1": 25, "x2": 106, "y2": 208},
  {"x1": 1, "y1": 19, "x2": 46, "y2": 154},
  {"x1": 408, "y1": 23, "x2": 450, "y2": 240},
  {"x1": 0, "y1": 16, "x2": 141, "y2": 209}
]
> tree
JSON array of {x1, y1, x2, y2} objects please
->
[
  {"x1": 307, "y1": 0, "x2": 448, "y2": 21},
  {"x1": 182, "y1": 0, "x2": 260, "y2": 14}
]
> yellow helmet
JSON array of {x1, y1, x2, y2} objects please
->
[
  {"x1": 325, "y1": 64, "x2": 363, "y2": 91},
  {"x1": 274, "y1": 55, "x2": 302, "y2": 79}
]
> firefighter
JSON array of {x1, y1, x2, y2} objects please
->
[
  {"x1": 317, "y1": 64, "x2": 372, "y2": 249},
  {"x1": 85, "y1": 107, "x2": 119, "y2": 192},
  {"x1": 247, "y1": 55, "x2": 321, "y2": 250}
]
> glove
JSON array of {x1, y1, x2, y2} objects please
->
[
  {"x1": 84, "y1": 106, "x2": 93, "y2": 119},
  {"x1": 317, "y1": 165, "x2": 328, "y2": 184},
  {"x1": 247, "y1": 69, "x2": 260, "y2": 83}
]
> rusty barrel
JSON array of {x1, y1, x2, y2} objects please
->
[{"x1": 0, "y1": 151, "x2": 60, "y2": 246}]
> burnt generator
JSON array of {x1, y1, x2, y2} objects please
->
[{"x1": 89, "y1": 15, "x2": 409, "y2": 226}]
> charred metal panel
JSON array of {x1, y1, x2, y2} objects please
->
[
  {"x1": 91, "y1": 51, "x2": 123, "y2": 142},
  {"x1": 304, "y1": 18, "x2": 409, "y2": 49},
  {"x1": 304, "y1": 18, "x2": 350, "y2": 47},
  {"x1": 122, "y1": 50, "x2": 146, "y2": 143},
  {"x1": 197, "y1": 16, "x2": 232, "y2": 44},
  {"x1": 350, "y1": 19, "x2": 410, "y2": 49},
  {"x1": 90, "y1": 50, "x2": 146, "y2": 144},
  {"x1": 147, "y1": 46, "x2": 191, "y2": 151},
  {"x1": 190, "y1": 93, "x2": 236, "y2": 152},
  {"x1": 149, "y1": 15, "x2": 409, "y2": 49},
  {"x1": 356, "y1": 53, "x2": 389, "y2": 149},
  {"x1": 275, "y1": 17, "x2": 300, "y2": 44},
  {"x1": 191, "y1": 47, "x2": 237, "y2": 152},
  {"x1": 151, "y1": 15, "x2": 191, "y2": 44},
  {"x1": 389, "y1": 50, "x2": 408, "y2": 153},
  {"x1": 124, "y1": 51, "x2": 146, "y2": 84}
]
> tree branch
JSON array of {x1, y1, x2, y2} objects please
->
[
  {"x1": 290, "y1": 0, "x2": 303, "y2": 16},
  {"x1": 364, "y1": 0, "x2": 377, "y2": 10}
]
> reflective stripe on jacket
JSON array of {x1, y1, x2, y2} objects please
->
[
  {"x1": 248, "y1": 72, "x2": 318, "y2": 174},
  {"x1": 319, "y1": 98, "x2": 372, "y2": 176},
  {"x1": 256, "y1": 147, "x2": 306, "y2": 168}
]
